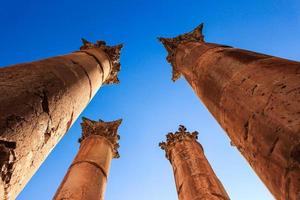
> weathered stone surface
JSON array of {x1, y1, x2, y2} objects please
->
[
  {"x1": 160, "y1": 125, "x2": 230, "y2": 200},
  {"x1": 0, "y1": 40, "x2": 122, "y2": 199},
  {"x1": 160, "y1": 24, "x2": 300, "y2": 200},
  {"x1": 53, "y1": 117, "x2": 121, "y2": 200}
]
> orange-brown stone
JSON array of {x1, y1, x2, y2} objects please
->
[
  {"x1": 159, "y1": 24, "x2": 300, "y2": 200},
  {"x1": 0, "y1": 39, "x2": 122, "y2": 199},
  {"x1": 53, "y1": 117, "x2": 121, "y2": 200},
  {"x1": 160, "y1": 125, "x2": 230, "y2": 200}
]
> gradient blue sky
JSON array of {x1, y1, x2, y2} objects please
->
[{"x1": 1, "y1": 0, "x2": 300, "y2": 199}]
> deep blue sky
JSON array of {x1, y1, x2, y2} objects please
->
[{"x1": 1, "y1": 0, "x2": 300, "y2": 199}]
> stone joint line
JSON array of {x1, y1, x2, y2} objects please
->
[{"x1": 69, "y1": 160, "x2": 108, "y2": 180}]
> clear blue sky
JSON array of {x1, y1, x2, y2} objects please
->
[{"x1": 1, "y1": 0, "x2": 300, "y2": 199}]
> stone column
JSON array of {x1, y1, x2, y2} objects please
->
[
  {"x1": 0, "y1": 39, "x2": 122, "y2": 199},
  {"x1": 159, "y1": 125, "x2": 230, "y2": 200},
  {"x1": 159, "y1": 24, "x2": 300, "y2": 200},
  {"x1": 53, "y1": 117, "x2": 121, "y2": 200}
]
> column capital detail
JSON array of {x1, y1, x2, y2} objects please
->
[
  {"x1": 80, "y1": 38, "x2": 123, "y2": 84},
  {"x1": 79, "y1": 117, "x2": 122, "y2": 158},
  {"x1": 158, "y1": 23, "x2": 205, "y2": 81},
  {"x1": 159, "y1": 125, "x2": 199, "y2": 159}
]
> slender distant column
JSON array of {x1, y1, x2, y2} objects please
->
[
  {"x1": 54, "y1": 117, "x2": 121, "y2": 200},
  {"x1": 159, "y1": 125, "x2": 230, "y2": 200},
  {"x1": 0, "y1": 39, "x2": 122, "y2": 199},
  {"x1": 159, "y1": 24, "x2": 300, "y2": 200}
]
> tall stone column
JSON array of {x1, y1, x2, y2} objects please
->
[
  {"x1": 0, "y1": 39, "x2": 122, "y2": 199},
  {"x1": 53, "y1": 117, "x2": 121, "y2": 200},
  {"x1": 159, "y1": 125, "x2": 230, "y2": 200},
  {"x1": 159, "y1": 24, "x2": 300, "y2": 200}
]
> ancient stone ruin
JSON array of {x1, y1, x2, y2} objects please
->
[
  {"x1": 53, "y1": 117, "x2": 122, "y2": 200},
  {"x1": 160, "y1": 23, "x2": 300, "y2": 200},
  {"x1": 0, "y1": 23, "x2": 299, "y2": 200},
  {"x1": 0, "y1": 39, "x2": 122, "y2": 199},
  {"x1": 160, "y1": 125, "x2": 230, "y2": 200}
]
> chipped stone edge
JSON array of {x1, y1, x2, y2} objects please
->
[{"x1": 0, "y1": 140, "x2": 16, "y2": 198}]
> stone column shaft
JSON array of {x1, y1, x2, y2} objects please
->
[
  {"x1": 159, "y1": 24, "x2": 300, "y2": 200},
  {"x1": 54, "y1": 117, "x2": 121, "y2": 200},
  {"x1": 160, "y1": 125, "x2": 230, "y2": 200},
  {"x1": 0, "y1": 39, "x2": 122, "y2": 199}
]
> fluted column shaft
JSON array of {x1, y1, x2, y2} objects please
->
[
  {"x1": 54, "y1": 117, "x2": 121, "y2": 200},
  {"x1": 160, "y1": 126, "x2": 230, "y2": 200},
  {"x1": 160, "y1": 24, "x2": 300, "y2": 200},
  {"x1": 0, "y1": 40, "x2": 122, "y2": 199}
]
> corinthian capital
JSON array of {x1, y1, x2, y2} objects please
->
[
  {"x1": 80, "y1": 117, "x2": 122, "y2": 158},
  {"x1": 159, "y1": 125, "x2": 199, "y2": 159},
  {"x1": 80, "y1": 38, "x2": 123, "y2": 84},
  {"x1": 158, "y1": 23, "x2": 205, "y2": 81}
]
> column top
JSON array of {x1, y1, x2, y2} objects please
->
[
  {"x1": 158, "y1": 23, "x2": 205, "y2": 81},
  {"x1": 79, "y1": 117, "x2": 122, "y2": 158},
  {"x1": 80, "y1": 38, "x2": 123, "y2": 84},
  {"x1": 159, "y1": 125, "x2": 199, "y2": 159}
]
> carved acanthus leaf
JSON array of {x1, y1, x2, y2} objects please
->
[
  {"x1": 79, "y1": 117, "x2": 122, "y2": 158},
  {"x1": 158, "y1": 23, "x2": 205, "y2": 81},
  {"x1": 159, "y1": 125, "x2": 199, "y2": 159},
  {"x1": 80, "y1": 39, "x2": 123, "y2": 84}
]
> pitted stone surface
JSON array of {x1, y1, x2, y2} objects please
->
[
  {"x1": 160, "y1": 126, "x2": 230, "y2": 200},
  {"x1": 160, "y1": 24, "x2": 300, "y2": 200},
  {"x1": 0, "y1": 39, "x2": 122, "y2": 200}
]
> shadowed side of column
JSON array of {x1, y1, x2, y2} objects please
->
[
  {"x1": 160, "y1": 125, "x2": 230, "y2": 200},
  {"x1": 53, "y1": 117, "x2": 122, "y2": 200},
  {"x1": 0, "y1": 39, "x2": 122, "y2": 199},
  {"x1": 159, "y1": 24, "x2": 300, "y2": 200}
]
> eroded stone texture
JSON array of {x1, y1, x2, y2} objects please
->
[
  {"x1": 160, "y1": 125, "x2": 230, "y2": 200},
  {"x1": 53, "y1": 117, "x2": 121, "y2": 200},
  {"x1": 0, "y1": 39, "x2": 122, "y2": 199},
  {"x1": 159, "y1": 24, "x2": 300, "y2": 200}
]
